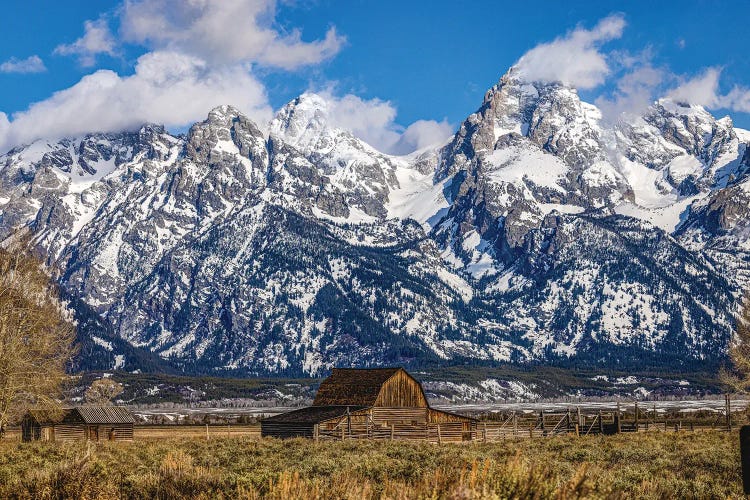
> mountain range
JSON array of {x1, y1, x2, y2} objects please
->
[{"x1": 1, "y1": 66, "x2": 748, "y2": 377}]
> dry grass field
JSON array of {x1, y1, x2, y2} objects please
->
[{"x1": 0, "y1": 427, "x2": 743, "y2": 499}]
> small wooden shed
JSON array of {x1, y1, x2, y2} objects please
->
[
  {"x1": 262, "y1": 368, "x2": 476, "y2": 441},
  {"x1": 22, "y1": 406, "x2": 135, "y2": 442}
]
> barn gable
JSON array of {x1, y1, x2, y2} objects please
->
[{"x1": 374, "y1": 368, "x2": 428, "y2": 408}]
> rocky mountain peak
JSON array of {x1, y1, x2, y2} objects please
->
[
  {"x1": 186, "y1": 106, "x2": 266, "y2": 167},
  {"x1": 269, "y1": 93, "x2": 334, "y2": 150},
  {"x1": 646, "y1": 98, "x2": 737, "y2": 155},
  {"x1": 0, "y1": 64, "x2": 748, "y2": 376}
]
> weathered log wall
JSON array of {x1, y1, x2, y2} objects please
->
[{"x1": 375, "y1": 371, "x2": 428, "y2": 408}]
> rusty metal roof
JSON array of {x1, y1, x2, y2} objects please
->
[
  {"x1": 74, "y1": 406, "x2": 135, "y2": 424},
  {"x1": 312, "y1": 368, "x2": 402, "y2": 406},
  {"x1": 262, "y1": 405, "x2": 369, "y2": 424}
]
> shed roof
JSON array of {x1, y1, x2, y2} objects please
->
[
  {"x1": 75, "y1": 406, "x2": 135, "y2": 424},
  {"x1": 429, "y1": 407, "x2": 478, "y2": 422},
  {"x1": 263, "y1": 405, "x2": 368, "y2": 424},
  {"x1": 26, "y1": 408, "x2": 81, "y2": 425},
  {"x1": 313, "y1": 368, "x2": 401, "y2": 406}
]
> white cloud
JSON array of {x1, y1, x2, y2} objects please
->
[
  {"x1": 725, "y1": 86, "x2": 750, "y2": 113},
  {"x1": 668, "y1": 68, "x2": 723, "y2": 107},
  {"x1": 667, "y1": 67, "x2": 750, "y2": 113},
  {"x1": 0, "y1": 1, "x2": 443, "y2": 156},
  {"x1": 596, "y1": 64, "x2": 666, "y2": 123},
  {"x1": 0, "y1": 51, "x2": 272, "y2": 152},
  {"x1": 314, "y1": 91, "x2": 453, "y2": 154},
  {"x1": 514, "y1": 14, "x2": 626, "y2": 89},
  {"x1": 0, "y1": 55, "x2": 47, "y2": 74},
  {"x1": 0, "y1": 113, "x2": 9, "y2": 141},
  {"x1": 390, "y1": 120, "x2": 454, "y2": 155},
  {"x1": 120, "y1": 0, "x2": 345, "y2": 70},
  {"x1": 54, "y1": 18, "x2": 117, "y2": 67}
]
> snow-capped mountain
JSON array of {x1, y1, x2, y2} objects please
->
[{"x1": 1, "y1": 67, "x2": 747, "y2": 376}]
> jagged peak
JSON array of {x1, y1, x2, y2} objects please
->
[
  {"x1": 647, "y1": 98, "x2": 737, "y2": 145},
  {"x1": 653, "y1": 97, "x2": 712, "y2": 118},
  {"x1": 206, "y1": 104, "x2": 249, "y2": 125},
  {"x1": 269, "y1": 93, "x2": 336, "y2": 149},
  {"x1": 491, "y1": 66, "x2": 581, "y2": 99}
]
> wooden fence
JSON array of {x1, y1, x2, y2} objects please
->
[{"x1": 473, "y1": 395, "x2": 738, "y2": 441}]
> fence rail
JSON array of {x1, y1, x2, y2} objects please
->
[{"x1": 471, "y1": 394, "x2": 739, "y2": 441}]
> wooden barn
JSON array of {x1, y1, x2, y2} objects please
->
[
  {"x1": 262, "y1": 368, "x2": 476, "y2": 442},
  {"x1": 21, "y1": 406, "x2": 135, "y2": 442}
]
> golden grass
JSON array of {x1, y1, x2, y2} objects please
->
[{"x1": 0, "y1": 430, "x2": 742, "y2": 499}]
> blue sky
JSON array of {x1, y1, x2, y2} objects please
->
[{"x1": 1, "y1": 1, "x2": 750, "y2": 153}]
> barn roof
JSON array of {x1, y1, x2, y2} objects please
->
[
  {"x1": 263, "y1": 405, "x2": 368, "y2": 423},
  {"x1": 75, "y1": 406, "x2": 135, "y2": 424},
  {"x1": 313, "y1": 368, "x2": 402, "y2": 406}
]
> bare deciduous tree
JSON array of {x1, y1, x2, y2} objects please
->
[
  {"x1": 0, "y1": 244, "x2": 76, "y2": 437},
  {"x1": 85, "y1": 378, "x2": 124, "y2": 405}
]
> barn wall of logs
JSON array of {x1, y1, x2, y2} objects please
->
[{"x1": 374, "y1": 371, "x2": 428, "y2": 408}]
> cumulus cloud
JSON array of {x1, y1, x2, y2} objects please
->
[
  {"x1": 596, "y1": 64, "x2": 666, "y2": 123},
  {"x1": 668, "y1": 68, "x2": 723, "y2": 107},
  {"x1": 0, "y1": 51, "x2": 272, "y2": 152},
  {"x1": 725, "y1": 86, "x2": 750, "y2": 113},
  {"x1": 314, "y1": 91, "x2": 453, "y2": 154},
  {"x1": 54, "y1": 18, "x2": 117, "y2": 67},
  {"x1": 514, "y1": 14, "x2": 626, "y2": 89},
  {"x1": 0, "y1": 0, "x2": 445, "y2": 155},
  {"x1": 390, "y1": 120, "x2": 454, "y2": 155},
  {"x1": 120, "y1": 0, "x2": 345, "y2": 70},
  {"x1": 667, "y1": 67, "x2": 750, "y2": 113},
  {"x1": 0, "y1": 55, "x2": 47, "y2": 74}
]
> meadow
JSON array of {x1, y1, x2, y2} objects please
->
[{"x1": 0, "y1": 428, "x2": 743, "y2": 499}]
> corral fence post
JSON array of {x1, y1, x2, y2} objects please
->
[
  {"x1": 635, "y1": 402, "x2": 639, "y2": 432},
  {"x1": 205, "y1": 424, "x2": 209, "y2": 441},
  {"x1": 346, "y1": 406, "x2": 351, "y2": 439},
  {"x1": 540, "y1": 410, "x2": 545, "y2": 437},
  {"x1": 314, "y1": 424, "x2": 319, "y2": 442},
  {"x1": 437, "y1": 423, "x2": 442, "y2": 444},
  {"x1": 616, "y1": 403, "x2": 621, "y2": 434},
  {"x1": 598, "y1": 411, "x2": 603, "y2": 435},
  {"x1": 726, "y1": 394, "x2": 732, "y2": 431}
]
